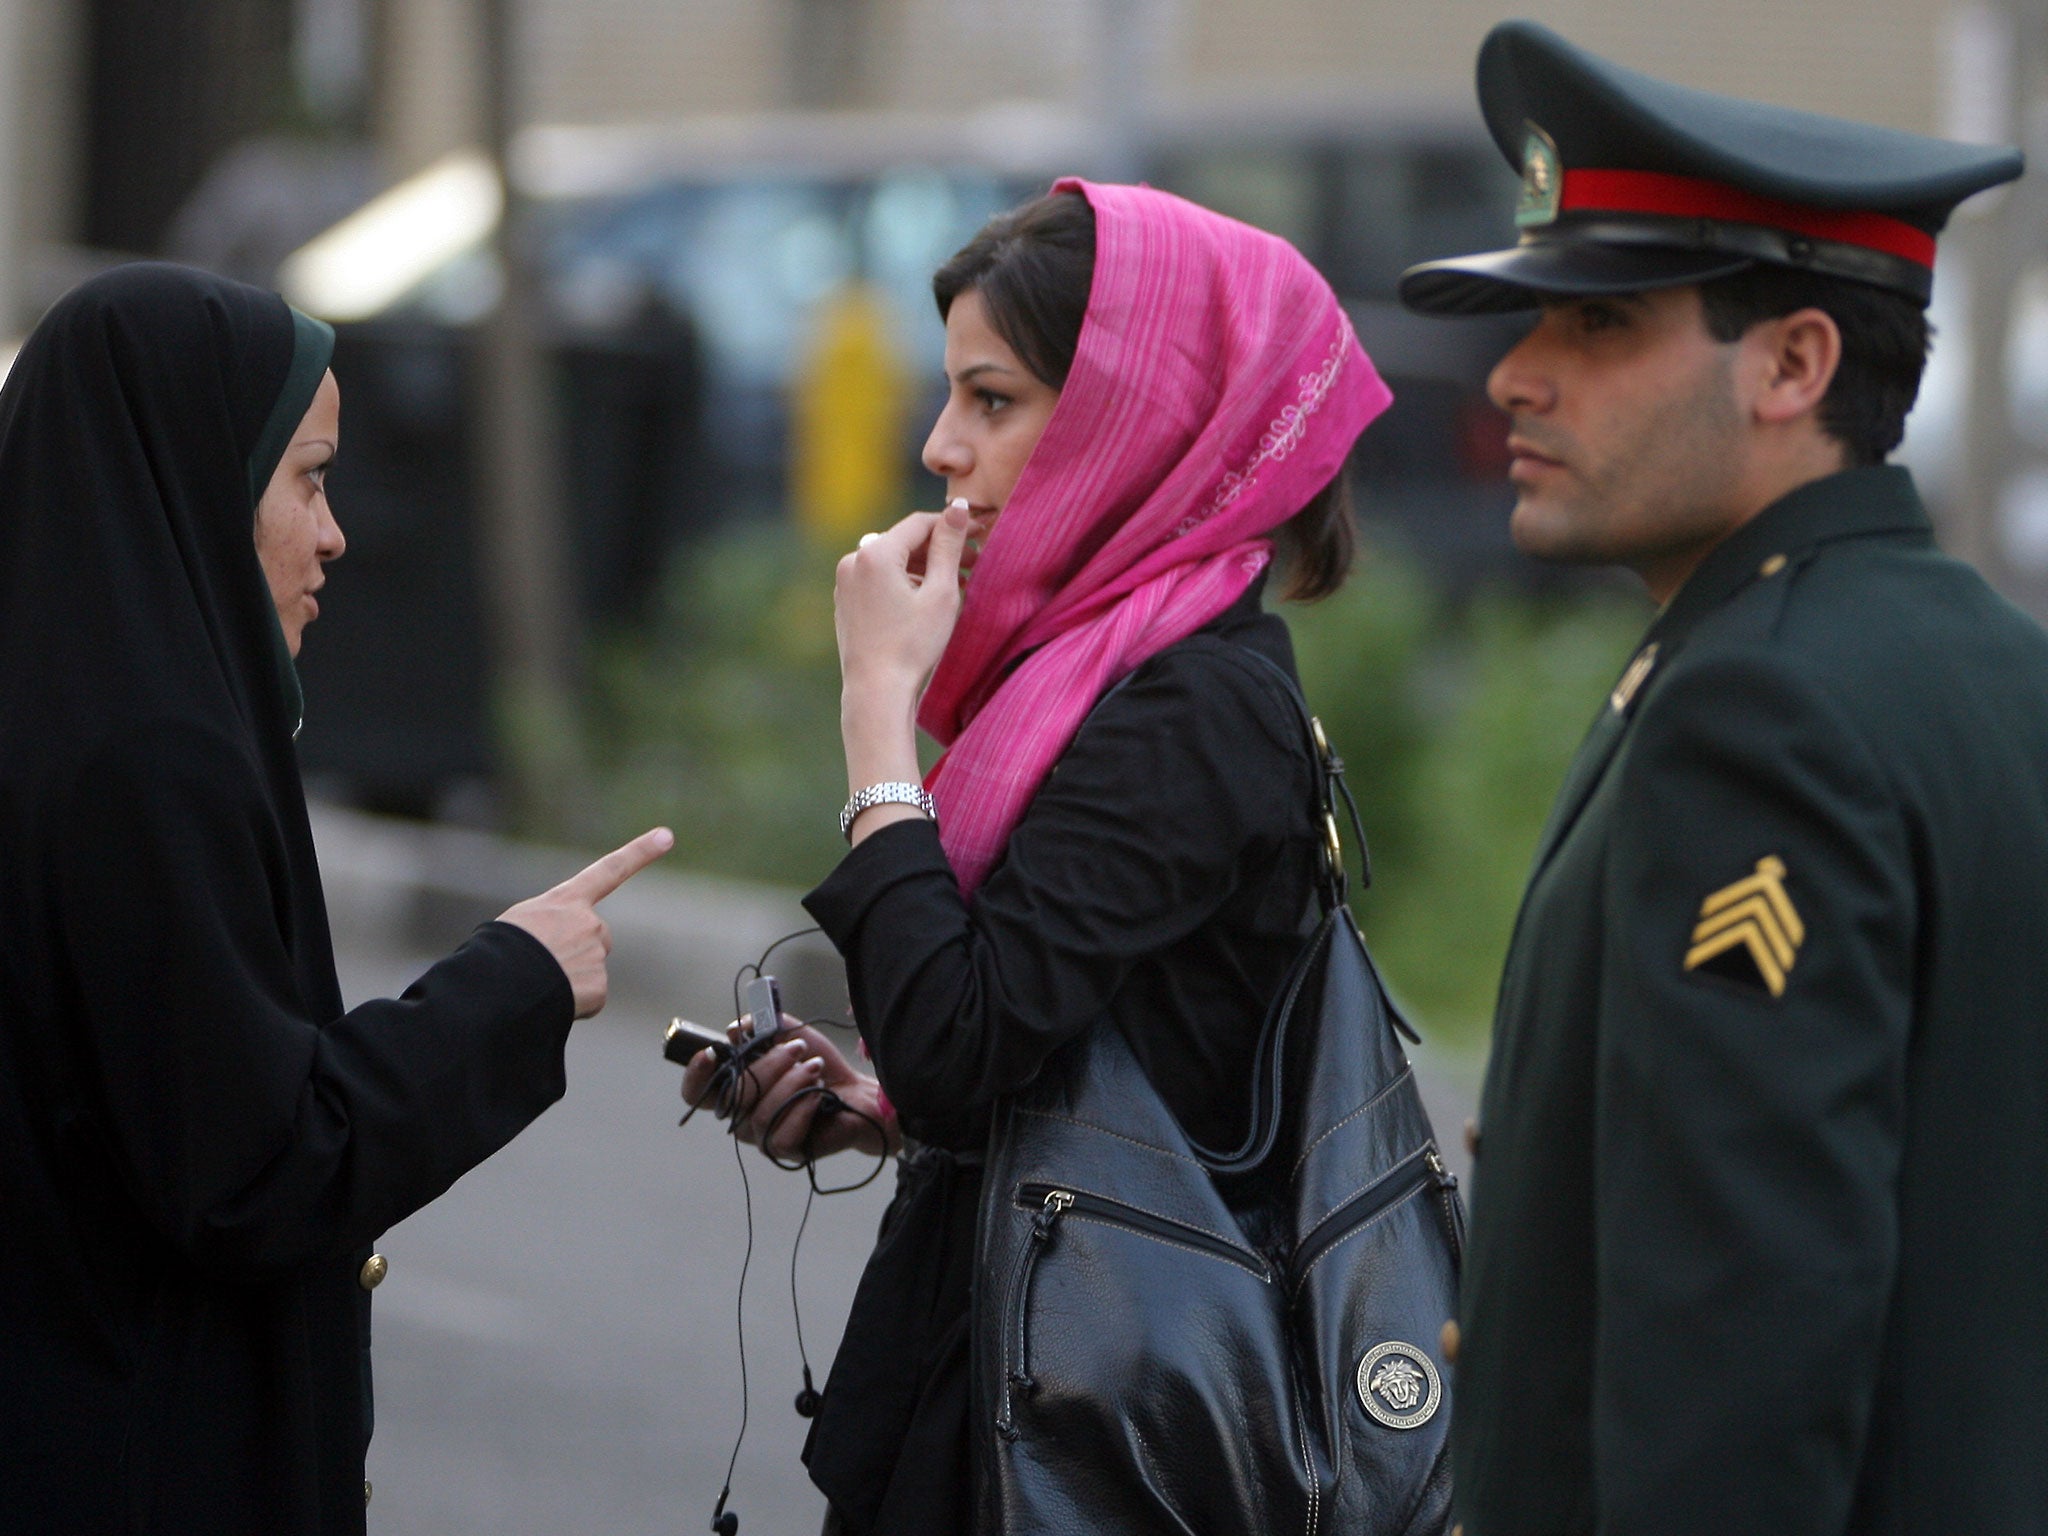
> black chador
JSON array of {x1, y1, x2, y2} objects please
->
[{"x1": 0, "y1": 265, "x2": 573, "y2": 1532}]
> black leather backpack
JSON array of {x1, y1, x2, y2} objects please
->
[{"x1": 971, "y1": 649, "x2": 1461, "y2": 1534}]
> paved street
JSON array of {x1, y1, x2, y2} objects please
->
[{"x1": 326, "y1": 819, "x2": 1479, "y2": 1536}]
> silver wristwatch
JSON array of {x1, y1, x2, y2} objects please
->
[{"x1": 840, "y1": 781, "x2": 938, "y2": 840}]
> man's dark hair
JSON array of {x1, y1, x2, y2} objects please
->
[{"x1": 1697, "y1": 265, "x2": 1932, "y2": 466}]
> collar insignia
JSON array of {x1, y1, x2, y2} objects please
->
[
  {"x1": 1610, "y1": 642, "x2": 1659, "y2": 714},
  {"x1": 1516, "y1": 124, "x2": 1564, "y2": 229},
  {"x1": 1684, "y1": 855, "x2": 1805, "y2": 997}
]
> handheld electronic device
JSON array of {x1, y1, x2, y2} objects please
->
[
  {"x1": 663, "y1": 976, "x2": 785, "y2": 1071},
  {"x1": 662, "y1": 1016, "x2": 735, "y2": 1066},
  {"x1": 740, "y1": 974, "x2": 783, "y2": 1045}
]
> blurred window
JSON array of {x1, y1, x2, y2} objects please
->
[
  {"x1": 1327, "y1": 144, "x2": 1517, "y2": 299},
  {"x1": 683, "y1": 185, "x2": 857, "y2": 386},
  {"x1": 860, "y1": 171, "x2": 1018, "y2": 371},
  {"x1": 1148, "y1": 147, "x2": 1321, "y2": 258}
]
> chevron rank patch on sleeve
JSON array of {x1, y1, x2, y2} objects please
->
[{"x1": 1683, "y1": 855, "x2": 1805, "y2": 997}]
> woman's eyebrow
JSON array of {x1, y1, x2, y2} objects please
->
[{"x1": 952, "y1": 361, "x2": 1020, "y2": 383}]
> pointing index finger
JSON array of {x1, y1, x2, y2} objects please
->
[{"x1": 562, "y1": 826, "x2": 674, "y2": 903}]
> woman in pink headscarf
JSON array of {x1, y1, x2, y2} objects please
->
[{"x1": 688, "y1": 180, "x2": 1392, "y2": 1534}]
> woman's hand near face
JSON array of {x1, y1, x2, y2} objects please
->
[
  {"x1": 835, "y1": 503, "x2": 973, "y2": 843},
  {"x1": 679, "y1": 1019, "x2": 897, "y2": 1161},
  {"x1": 834, "y1": 502, "x2": 974, "y2": 695}
]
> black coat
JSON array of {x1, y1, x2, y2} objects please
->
[
  {"x1": 0, "y1": 266, "x2": 575, "y2": 1533},
  {"x1": 800, "y1": 588, "x2": 1325, "y2": 1534},
  {"x1": 1452, "y1": 467, "x2": 2048, "y2": 1534}
]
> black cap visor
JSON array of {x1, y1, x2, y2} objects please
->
[{"x1": 1399, "y1": 238, "x2": 1755, "y2": 315}]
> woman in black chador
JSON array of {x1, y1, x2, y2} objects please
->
[{"x1": 0, "y1": 264, "x2": 669, "y2": 1532}]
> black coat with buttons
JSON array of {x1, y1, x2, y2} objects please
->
[
  {"x1": 0, "y1": 265, "x2": 579, "y2": 1534},
  {"x1": 0, "y1": 736, "x2": 575, "y2": 1536},
  {"x1": 0, "y1": 743, "x2": 575, "y2": 1536},
  {"x1": 1451, "y1": 467, "x2": 2048, "y2": 1534}
]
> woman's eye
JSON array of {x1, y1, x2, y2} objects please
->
[{"x1": 976, "y1": 389, "x2": 1012, "y2": 414}]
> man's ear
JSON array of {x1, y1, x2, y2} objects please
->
[{"x1": 1747, "y1": 306, "x2": 1842, "y2": 427}]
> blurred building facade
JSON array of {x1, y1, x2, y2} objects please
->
[
  {"x1": 489, "y1": 0, "x2": 1952, "y2": 133},
  {"x1": 3, "y1": 0, "x2": 2046, "y2": 628},
  {"x1": 0, "y1": 0, "x2": 1988, "y2": 331},
  {"x1": 0, "y1": 0, "x2": 1998, "y2": 326},
  {"x1": 0, "y1": 0, "x2": 83, "y2": 333}
]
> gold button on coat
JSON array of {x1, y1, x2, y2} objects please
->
[{"x1": 359, "y1": 1253, "x2": 388, "y2": 1290}]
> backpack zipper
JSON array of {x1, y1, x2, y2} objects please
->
[
  {"x1": 1425, "y1": 1147, "x2": 1465, "y2": 1265},
  {"x1": 1290, "y1": 1147, "x2": 1439, "y2": 1279},
  {"x1": 997, "y1": 1185, "x2": 1272, "y2": 1436},
  {"x1": 996, "y1": 1151, "x2": 1456, "y2": 1436}
]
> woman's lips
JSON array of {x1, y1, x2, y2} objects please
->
[
  {"x1": 951, "y1": 498, "x2": 998, "y2": 542},
  {"x1": 950, "y1": 499, "x2": 997, "y2": 584}
]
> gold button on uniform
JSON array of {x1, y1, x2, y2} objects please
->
[
  {"x1": 1760, "y1": 553, "x2": 1788, "y2": 577},
  {"x1": 359, "y1": 1253, "x2": 388, "y2": 1290}
]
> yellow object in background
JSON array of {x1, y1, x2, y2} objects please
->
[{"x1": 791, "y1": 283, "x2": 910, "y2": 543}]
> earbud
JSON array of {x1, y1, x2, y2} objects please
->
[
  {"x1": 794, "y1": 1367, "x2": 822, "y2": 1419},
  {"x1": 712, "y1": 1488, "x2": 738, "y2": 1535}
]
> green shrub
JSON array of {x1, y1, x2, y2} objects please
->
[
  {"x1": 1291, "y1": 571, "x2": 1647, "y2": 1049},
  {"x1": 584, "y1": 525, "x2": 850, "y2": 885}
]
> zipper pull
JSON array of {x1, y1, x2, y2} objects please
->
[
  {"x1": 1426, "y1": 1147, "x2": 1467, "y2": 1264},
  {"x1": 1002, "y1": 1191, "x2": 1075, "y2": 1441},
  {"x1": 1033, "y1": 1189, "x2": 1074, "y2": 1241},
  {"x1": 1425, "y1": 1148, "x2": 1458, "y2": 1191}
]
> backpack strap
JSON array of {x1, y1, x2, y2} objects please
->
[{"x1": 1218, "y1": 641, "x2": 1373, "y2": 905}]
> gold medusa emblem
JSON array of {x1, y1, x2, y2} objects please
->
[
  {"x1": 1356, "y1": 1342, "x2": 1442, "y2": 1430},
  {"x1": 1684, "y1": 855, "x2": 1805, "y2": 997}
]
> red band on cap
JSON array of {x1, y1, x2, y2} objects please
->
[{"x1": 1559, "y1": 169, "x2": 1936, "y2": 269}]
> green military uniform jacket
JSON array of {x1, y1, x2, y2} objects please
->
[{"x1": 1452, "y1": 466, "x2": 2048, "y2": 1534}]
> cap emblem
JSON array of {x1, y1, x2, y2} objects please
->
[
  {"x1": 1515, "y1": 124, "x2": 1563, "y2": 229},
  {"x1": 1357, "y1": 1341, "x2": 1443, "y2": 1429}
]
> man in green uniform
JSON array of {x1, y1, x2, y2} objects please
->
[{"x1": 1398, "y1": 21, "x2": 2041, "y2": 1535}]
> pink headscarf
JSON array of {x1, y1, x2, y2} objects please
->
[{"x1": 918, "y1": 179, "x2": 1394, "y2": 896}]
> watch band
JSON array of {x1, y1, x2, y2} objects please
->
[{"x1": 840, "y1": 781, "x2": 938, "y2": 840}]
